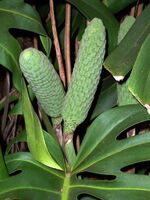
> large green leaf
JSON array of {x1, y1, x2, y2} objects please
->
[
  {"x1": 0, "y1": 0, "x2": 50, "y2": 91},
  {"x1": 103, "y1": 0, "x2": 138, "y2": 13},
  {"x1": 104, "y1": 5, "x2": 150, "y2": 80},
  {"x1": 73, "y1": 105, "x2": 150, "y2": 199},
  {"x1": 5, "y1": 128, "x2": 65, "y2": 169},
  {"x1": 1, "y1": 106, "x2": 150, "y2": 199},
  {"x1": 22, "y1": 79, "x2": 64, "y2": 170},
  {"x1": 66, "y1": 0, "x2": 119, "y2": 52},
  {"x1": 128, "y1": 34, "x2": 150, "y2": 106},
  {"x1": 1, "y1": 153, "x2": 65, "y2": 199},
  {"x1": 43, "y1": 131, "x2": 66, "y2": 170},
  {"x1": 74, "y1": 105, "x2": 150, "y2": 172}
]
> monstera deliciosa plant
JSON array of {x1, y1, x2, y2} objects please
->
[{"x1": 0, "y1": 0, "x2": 150, "y2": 199}]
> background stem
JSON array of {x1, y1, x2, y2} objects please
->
[
  {"x1": 64, "y1": 3, "x2": 72, "y2": 86},
  {"x1": 49, "y1": 0, "x2": 66, "y2": 87}
]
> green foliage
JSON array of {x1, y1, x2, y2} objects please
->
[
  {"x1": 1, "y1": 153, "x2": 65, "y2": 199},
  {"x1": 128, "y1": 34, "x2": 150, "y2": 106},
  {"x1": 104, "y1": 5, "x2": 150, "y2": 80},
  {"x1": 117, "y1": 16, "x2": 135, "y2": 44},
  {"x1": 0, "y1": 0, "x2": 50, "y2": 91},
  {"x1": 66, "y1": 0, "x2": 119, "y2": 52},
  {"x1": 117, "y1": 81, "x2": 138, "y2": 105},
  {"x1": 1, "y1": 106, "x2": 150, "y2": 199},
  {"x1": 62, "y1": 18, "x2": 106, "y2": 133},
  {"x1": 91, "y1": 76, "x2": 117, "y2": 120},
  {"x1": 117, "y1": 15, "x2": 138, "y2": 106},
  {"x1": 0, "y1": 0, "x2": 150, "y2": 199},
  {"x1": 21, "y1": 79, "x2": 63, "y2": 170},
  {"x1": 103, "y1": 0, "x2": 138, "y2": 13}
]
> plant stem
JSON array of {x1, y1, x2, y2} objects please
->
[
  {"x1": 49, "y1": 0, "x2": 66, "y2": 87},
  {"x1": 64, "y1": 133, "x2": 76, "y2": 167},
  {"x1": 61, "y1": 172, "x2": 70, "y2": 200},
  {"x1": 64, "y1": 3, "x2": 72, "y2": 85},
  {"x1": 53, "y1": 123, "x2": 63, "y2": 146}
]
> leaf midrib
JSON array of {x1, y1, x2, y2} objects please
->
[
  {"x1": 70, "y1": 184, "x2": 150, "y2": 191},
  {"x1": 74, "y1": 139, "x2": 150, "y2": 173},
  {"x1": 0, "y1": 8, "x2": 41, "y2": 25},
  {"x1": 0, "y1": 186, "x2": 61, "y2": 195},
  {"x1": 0, "y1": 43, "x2": 19, "y2": 68}
]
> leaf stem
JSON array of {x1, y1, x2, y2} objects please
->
[
  {"x1": 64, "y1": 133, "x2": 76, "y2": 167},
  {"x1": 61, "y1": 172, "x2": 70, "y2": 200}
]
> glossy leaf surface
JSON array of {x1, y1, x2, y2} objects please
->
[
  {"x1": 103, "y1": 0, "x2": 138, "y2": 13},
  {"x1": 74, "y1": 105, "x2": 150, "y2": 172},
  {"x1": 0, "y1": 0, "x2": 49, "y2": 91},
  {"x1": 1, "y1": 153, "x2": 64, "y2": 199},
  {"x1": 1, "y1": 106, "x2": 150, "y2": 199},
  {"x1": 104, "y1": 5, "x2": 150, "y2": 79},
  {"x1": 22, "y1": 79, "x2": 63, "y2": 170},
  {"x1": 66, "y1": 0, "x2": 119, "y2": 52},
  {"x1": 128, "y1": 34, "x2": 150, "y2": 105}
]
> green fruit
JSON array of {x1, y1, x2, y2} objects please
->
[
  {"x1": 62, "y1": 18, "x2": 106, "y2": 134},
  {"x1": 19, "y1": 48, "x2": 65, "y2": 122},
  {"x1": 117, "y1": 16, "x2": 137, "y2": 106}
]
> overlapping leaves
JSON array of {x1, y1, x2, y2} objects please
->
[
  {"x1": 0, "y1": 0, "x2": 50, "y2": 91},
  {"x1": 66, "y1": 0, "x2": 119, "y2": 52},
  {"x1": 22, "y1": 79, "x2": 65, "y2": 170},
  {"x1": 1, "y1": 153, "x2": 64, "y2": 199},
  {"x1": 104, "y1": 5, "x2": 150, "y2": 79},
  {"x1": 1, "y1": 105, "x2": 150, "y2": 199},
  {"x1": 1, "y1": 1, "x2": 150, "y2": 199},
  {"x1": 128, "y1": 34, "x2": 150, "y2": 105}
]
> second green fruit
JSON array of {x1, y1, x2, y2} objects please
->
[{"x1": 62, "y1": 18, "x2": 106, "y2": 134}]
